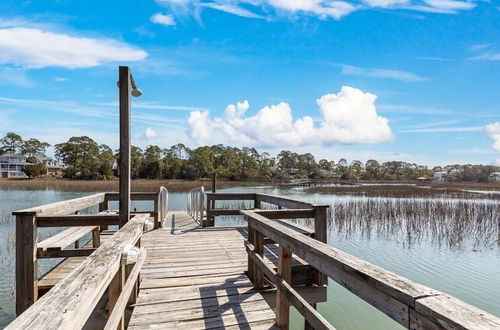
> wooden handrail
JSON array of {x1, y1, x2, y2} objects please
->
[
  {"x1": 242, "y1": 210, "x2": 500, "y2": 329},
  {"x1": 13, "y1": 193, "x2": 106, "y2": 216},
  {"x1": 6, "y1": 214, "x2": 147, "y2": 330},
  {"x1": 104, "y1": 247, "x2": 146, "y2": 330}
]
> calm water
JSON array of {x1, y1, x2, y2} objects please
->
[{"x1": 0, "y1": 186, "x2": 499, "y2": 329}]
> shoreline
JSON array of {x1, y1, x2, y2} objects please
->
[{"x1": 0, "y1": 178, "x2": 273, "y2": 192}]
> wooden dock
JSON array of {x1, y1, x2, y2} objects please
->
[
  {"x1": 129, "y1": 211, "x2": 277, "y2": 329},
  {"x1": 6, "y1": 188, "x2": 500, "y2": 330}
]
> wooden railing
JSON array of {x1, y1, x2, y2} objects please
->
[
  {"x1": 242, "y1": 209, "x2": 500, "y2": 330},
  {"x1": 12, "y1": 188, "x2": 168, "y2": 315},
  {"x1": 6, "y1": 215, "x2": 147, "y2": 330}
]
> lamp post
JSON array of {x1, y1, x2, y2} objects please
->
[{"x1": 118, "y1": 66, "x2": 142, "y2": 226}]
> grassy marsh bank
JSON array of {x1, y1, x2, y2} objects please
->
[
  {"x1": 308, "y1": 182, "x2": 500, "y2": 199},
  {"x1": 0, "y1": 178, "x2": 269, "y2": 192}
]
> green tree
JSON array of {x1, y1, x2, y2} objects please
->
[
  {"x1": 131, "y1": 146, "x2": 143, "y2": 179},
  {"x1": 0, "y1": 132, "x2": 23, "y2": 154},
  {"x1": 21, "y1": 138, "x2": 50, "y2": 157},
  {"x1": 97, "y1": 144, "x2": 115, "y2": 179},
  {"x1": 55, "y1": 136, "x2": 100, "y2": 179},
  {"x1": 23, "y1": 157, "x2": 47, "y2": 178},
  {"x1": 187, "y1": 146, "x2": 214, "y2": 179},
  {"x1": 140, "y1": 145, "x2": 164, "y2": 179}
]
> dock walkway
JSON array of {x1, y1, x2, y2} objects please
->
[{"x1": 129, "y1": 211, "x2": 277, "y2": 329}]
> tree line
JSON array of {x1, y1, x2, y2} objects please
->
[{"x1": 1, "y1": 132, "x2": 499, "y2": 182}]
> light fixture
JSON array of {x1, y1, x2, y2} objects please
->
[
  {"x1": 116, "y1": 73, "x2": 143, "y2": 97},
  {"x1": 130, "y1": 74, "x2": 143, "y2": 97}
]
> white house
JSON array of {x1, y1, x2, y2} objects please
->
[
  {"x1": 0, "y1": 153, "x2": 28, "y2": 178},
  {"x1": 37, "y1": 156, "x2": 64, "y2": 175},
  {"x1": 489, "y1": 172, "x2": 500, "y2": 183},
  {"x1": 433, "y1": 171, "x2": 448, "y2": 182}
]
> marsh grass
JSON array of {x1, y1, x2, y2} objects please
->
[
  {"x1": 330, "y1": 197, "x2": 499, "y2": 249},
  {"x1": 0, "y1": 178, "x2": 269, "y2": 192},
  {"x1": 308, "y1": 184, "x2": 500, "y2": 200}
]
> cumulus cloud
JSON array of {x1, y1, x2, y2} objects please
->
[
  {"x1": 485, "y1": 122, "x2": 500, "y2": 153},
  {"x1": 186, "y1": 86, "x2": 393, "y2": 147},
  {"x1": 151, "y1": 13, "x2": 176, "y2": 25},
  {"x1": 0, "y1": 27, "x2": 147, "y2": 69},
  {"x1": 144, "y1": 128, "x2": 158, "y2": 139}
]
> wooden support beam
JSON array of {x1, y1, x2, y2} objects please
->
[
  {"x1": 109, "y1": 264, "x2": 126, "y2": 330},
  {"x1": 255, "y1": 209, "x2": 315, "y2": 219},
  {"x1": 36, "y1": 214, "x2": 121, "y2": 227},
  {"x1": 104, "y1": 249, "x2": 146, "y2": 330},
  {"x1": 314, "y1": 205, "x2": 328, "y2": 286},
  {"x1": 37, "y1": 248, "x2": 96, "y2": 259},
  {"x1": 276, "y1": 245, "x2": 292, "y2": 330},
  {"x1": 119, "y1": 66, "x2": 131, "y2": 226},
  {"x1": 253, "y1": 230, "x2": 264, "y2": 290},
  {"x1": 15, "y1": 214, "x2": 37, "y2": 315}
]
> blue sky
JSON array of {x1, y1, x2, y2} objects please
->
[{"x1": 0, "y1": 0, "x2": 499, "y2": 166}]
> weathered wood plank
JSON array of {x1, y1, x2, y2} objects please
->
[
  {"x1": 36, "y1": 214, "x2": 121, "y2": 227},
  {"x1": 105, "y1": 248, "x2": 146, "y2": 330},
  {"x1": 15, "y1": 214, "x2": 37, "y2": 315},
  {"x1": 37, "y1": 226, "x2": 97, "y2": 251},
  {"x1": 13, "y1": 193, "x2": 106, "y2": 216},
  {"x1": 6, "y1": 215, "x2": 147, "y2": 330},
  {"x1": 206, "y1": 192, "x2": 256, "y2": 201},
  {"x1": 412, "y1": 294, "x2": 500, "y2": 330},
  {"x1": 37, "y1": 248, "x2": 96, "y2": 259},
  {"x1": 276, "y1": 245, "x2": 292, "y2": 329}
]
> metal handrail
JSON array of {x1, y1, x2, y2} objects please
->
[
  {"x1": 187, "y1": 186, "x2": 205, "y2": 225},
  {"x1": 158, "y1": 186, "x2": 169, "y2": 226}
]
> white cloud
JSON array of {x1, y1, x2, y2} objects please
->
[
  {"x1": 0, "y1": 27, "x2": 147, "y2": 69},
  {"x1": 485, "y1": 122, "x2": 500, "y2": 153},
  {"x1": 468, "y1": 52, "x2": 500, "y2": 61},
  {"x1": 200, "y1": 3, "x2": 266, "y2": 18},
  {"x1": 362, "y1": 0, "x2": 410, "y2": 8},
  {"x1": 151, "y1": 13, "x2": 176, "y2": 26},
  {"x1": 423, "y1": 0, "x2": 475, "y2": 11},
  {"x1": 186, "y1": 86, "x2": 393, "y2": 147},
  {"x1": 341, "y1": 64, "x2": 428, "y2": 82},
  {"x1": 0, "y1": 67, "x2": 33, "y2": 87},
  {"x1": 53, "y1": 77, "x2": 68, "y2": 82},
  {"x1": 268, "y1": 0, "x2": 357, "y2": 19},
  {"x1": 156, "y1": 0, "x2": 478, "y2": 21},
  {"x1": 144, "y1": 127, "x2": 158, "y2": 139}
]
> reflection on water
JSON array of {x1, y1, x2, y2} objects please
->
[{"x1": 0, "y1": 186, "x2": 499, "y2": 329}]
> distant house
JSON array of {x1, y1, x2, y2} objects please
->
[
  {"x1": 37, "y1": 156, "x2": 65, "y2": 175},
  {"x1": 0, "y1": 153, "x2": 28, "y2": 178},
  {"x1": 416, "y1": 176, "x2": 430, "y2": 184},
  {"x1": 433, "y1": 171, "x2": 447, "y2": 182},
  {"x1": 489, "y1": 172, "x2": 500, "y2": 183}
]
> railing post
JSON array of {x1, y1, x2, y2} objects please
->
[
  {"x1": 247, "y1": 219, "x2": 255, "y2": 283},
  {"x1": 153, "y1": 196, "x2": 159, "y2": 229},
  {"x1": 206, "y1": 194, "x2": 211, "y2": 227},
  {"x1": 15, "y1": 214, "x2": 38, "y2": 315},
  {"x1": 276, "y1": 245, "x2": 292, "y2": 330},
  {"x1": 253, "y1": 230, "x2": 264, "y2": 290},
  {"x1": 313, "y1": 205, "x2": 328, "y2": 286},
  {"x1": 109, "y1": 263, "x2": 126, "y2": 330},
  {"x1": 210, "y1": 173, "x2": 217, "y2": 226},
  {"x1": 99, "y1": 197, "x2": 109, "y2": 231},
  {"x1": 254, "y1": 195, "x2": 261, "y2": 209}
]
